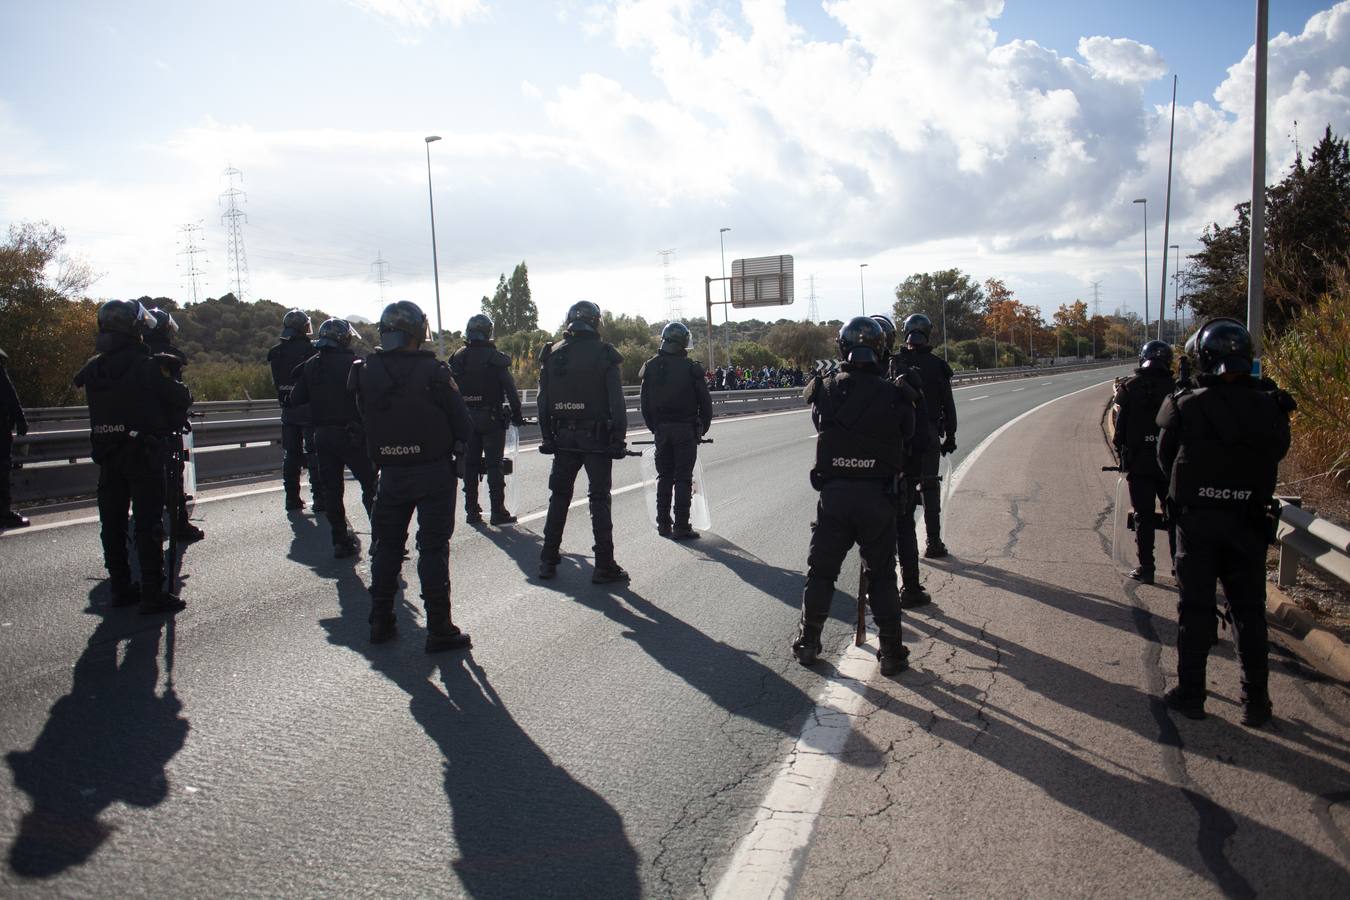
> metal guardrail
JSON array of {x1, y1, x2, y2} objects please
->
[
  {"x1": 1277, "y1": 500, "x2": 1350, "y2": 589},
  {"x1": 11, "y1": 359, "x2": 1121, "y2": 504}
]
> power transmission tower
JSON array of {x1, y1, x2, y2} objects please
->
[
  {"x1": 176, "y1": 221, "x2": 208, "y2": 304},
  {"x1": 372, "y1": 251, "x2": 390, "y2": 302},
  {"x1": 219, "y1": 166, "x2": 250, "y2": 301},
  {"x1": 807, "y1": 274, "x2": 819, "y2": 323},
  {"x1": 659, "y1": 248, "x2": 684, "y2": 321}
]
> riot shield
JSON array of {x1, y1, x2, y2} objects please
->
[
  {"x1": 641, "y1": 446, "x2": 713, "y2": 532},
  {"x1": 502, "y1": 424, "x2": 519, "y2": 515},
  {"x1": 182, "y1": 430, "x2": 197, "y2": 510},
  {"x1": 1111, "y1": 475, "x2": 1139, "y2": 573},
  {"x1": 939, "y1": 452, "x2": 953, "y2": 536}
]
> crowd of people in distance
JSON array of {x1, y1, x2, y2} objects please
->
[{"x1": 707, "y1": 365, "x2": 807, "y2": 391}]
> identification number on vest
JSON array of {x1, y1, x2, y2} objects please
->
[
  {"x1": 92, "y1": 424, "x2": 127, "y2": 434},
  {"x1": 555, "y1": 402, "x2": 587, "y2": 411},
  {"x1": 380, "y1": 445, "x2": 422, "y2": 457},
  {"x1": 1197, "y1": 486, "x2": 1253, "y2": 501},
  {"x1": 832, "y1": 457, "x2": 877, "y2": 470}
]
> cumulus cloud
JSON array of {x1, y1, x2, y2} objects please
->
[
  {"x1": 347, "y1": 0, "x2": 487, "y2": 27},
  {"x1": 1076, "y1": 36, "x2": 1167, "y2": 83}
]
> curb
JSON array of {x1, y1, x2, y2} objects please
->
[{"x1": 1266, "y1": 582, "x2": 1350, "y2": 683}]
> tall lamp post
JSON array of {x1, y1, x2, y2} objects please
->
[
  {"x1": 719, "y1": 227, "x2": 731, "y2": 366},
  {"x1": 1170, "y1": 244, "x2": 1180, "y2": 342},
  {"x1": 424, "y1": 135, "x2": 445, "y2": 358},
  {"x1": 1133, "y1": 197, "x2": 1149, "y2": 350},
  {"x1": 858, "y1": 263, "x2": 868, "y2": 315}
]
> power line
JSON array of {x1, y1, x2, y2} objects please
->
[
  {"x1": 658, "y1": 248, "x2": 683, "y2": 321},
  {"x1": 219, "y1": 166, "x2": 250, "y2": 301},
  {"x1": 807, "y1": 274, "x2": 819, "y2": 323},
  {"x1": 176, "y1": 221, "x2": 208, "y2": 304}
]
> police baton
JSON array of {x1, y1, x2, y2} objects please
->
[
  {"x1": 631, "y1": 439, "x2": 714, "y2": 445},
  {"x1": 855, "y1": 566, "x2": 869, "y2": 647}
]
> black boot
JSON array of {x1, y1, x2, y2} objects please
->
[
  {"x1": 1163, "y1": 686, "x2": 1206, "y2": 719},
  {"x1": 923, "y1": 539, "x2": 948, "y2": 559},
  {"x1": 138, "y1": 589, "x2": 186, "y2": 616},
  {"x1": 1128, "y1": 566, "x2": 1155, "y2": 585},
  {"x1": 1240, "y1": 672, "x2": 1272, "y2": 727},
  {"x1": 285, "y1": 492, "x2": 306, "y2": 511},
  {"x1": 671, "y1": 523, "x2": 700, "y2": 541},
  {"x1": 109, "y1": 580, "x2": 141, "y2": 607},
  {"x1": 877, "y1": 623, "x2": 909, "y2": 676},
  {"x1": 0, "y1": 509, "x2": 30, "y2": 529},
  {"x1": 424, "y1": 597, "x2": 472, "y2": 653},
  {"x1": 592, "y1": 559, "x2": 630, "y2": 584},
  {"x1": 792, "y1": 616, "x2": 825, "y2": 666},
  {"x1": 489, "y1": 506, "x2": 517, "y2": 526},
  {"x1": 899, "y1": 585, "x2": 932, "y2": 609},
  {"x1": 657, "y1": 519, "x2": 672, "y2": 538},
  {"x1": 369, "y1": 598, "x2": 397, "y2": 644}
]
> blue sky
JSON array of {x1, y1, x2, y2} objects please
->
[{"x1": 3, "y1": 1, "x2": 1348, "y2": 332}]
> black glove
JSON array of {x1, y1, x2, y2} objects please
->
[
  {"x1": 609, "y1": 443, "x2": 628, "y2": 460},
  {"x1": 512, "y1": 415, "x2": 525, "y2": 427},
  {"x1": 941, "y1": 434, "x2": 957, "y2": 455},
  {"x1": 539, "y1": 443, "x2": 555, "y2": 455},
  {"x1": 16, "y1": 418, "x2": 28, "y2": 437}
]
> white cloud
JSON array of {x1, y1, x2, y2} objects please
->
[
  {"x1": 347, "y1": 0, "x2": 487, "y2": 27},
  {"x1": 1076, "y1": 36, "x2": 1167, "y2": 83}
]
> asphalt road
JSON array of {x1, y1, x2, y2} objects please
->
[{"x1": 2, "y1": 365, "x2": 1155, "y2": 897}]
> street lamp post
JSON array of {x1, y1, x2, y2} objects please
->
[
  {"x1": 719, "y1": 227, "x2": 731, "y2": 367},
  {"x1": 424, "y1": 135, "x2": 445, "y2": 358},
  {"x1": 1133, "y1": 198, "x2": 1149, "y2": 350},
  {"x1": 859, "y1": 263, "x2": 869, "y2": 315}
]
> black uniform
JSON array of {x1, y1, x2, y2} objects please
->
[
  {"x1": 73, "y1": 333, "x2": 192, "y2": 608},
  {"x1": 290, "y1": 346, "x2": 375, "y2": 548},
  {"x1": 0, "y1": 350, "x2": 29, "y2": 527},
  {"x1": 1112, "y1": 366, "x2": 1177, "y2": 576},
  {"x1": 537, "y1": 333, "x2": 627, "y2": 572},
  {"x1": 796, "y1": 365, "x2": 915, "y2": 664},
  {"x1": 895, "y1": 345, "x2": 956, "y2": 548},
  {"x1": 1156, "y1": 374, "x2": 1291, "y2": 716},
  {"x1": 887, "y1": 358, "x2": 931, "y2": 594},
  {"x1": 639, "y1": 349, "x2": 713, "y2": 534},
  {"x1": 350, "y1": 349, "x2": 472, "y2": 641},
  {"x1": 449, "y1": 341, "x2": 523, "y2": 521},
  {"x1": 145, "y1": 333, "x2": 201, "y2": 541},
  {"x1": 268, "y1": 336, "x2": 320, "y2": 508}
]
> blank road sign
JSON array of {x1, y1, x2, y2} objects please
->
[{"x1": 731, "y1": 255, "x2": 794, "y2": 308}]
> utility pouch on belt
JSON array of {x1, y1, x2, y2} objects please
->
[
  {"x1": 809, "y1": 468, "x2": 825, "y2": 491},
  {"x1": 1263, "y1": 499, "x2": 1280, "y2": 545}
]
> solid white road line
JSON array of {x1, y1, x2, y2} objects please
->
[
  {"x1": 969, "y1": 395, "x2": 990, "y2": 401},
  {"x1": 710, "y1": 375, "x2": 1118, "y2": 900}
]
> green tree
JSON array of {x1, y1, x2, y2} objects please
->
[
  {"x1": 0, "y1": 222, "x2": 100, "y2": 406},
  {"x1": 893, "y1": 269, "x2": 985, "y2": 343},
  {"x1": 479, "y1": 261, "x2": 538, "y2": 335},
  {"x1": 764, "y1": 321, "x2": 836, "y2": 366},
  {"x1": 730, "y1": 342, "x2": 782, "y2": 370}
]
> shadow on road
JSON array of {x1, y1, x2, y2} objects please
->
[
  {"x1": 5, "y1": 591, "x2": 187, "y2": 879},
  {"x1": 320, "y1": 569, "x2": 640, "y2": 899},
  {"x1": 675, "y1": 533, "x2": 804, "y2": 610},
  {"x1": 893, "y1": 609, "x2": 1350, "y2": 889}
]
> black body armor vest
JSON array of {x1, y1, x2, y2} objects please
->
[
  {"x1": 897, "y1": 348, "x2": 952, "y2": 424},
  {"x1": 354, "y1": 351, "x2": 453, "y2": 466},
  {"x1": 545, "y1": 337, "x2": 613, "y2": 424},
  {"x1": 75, "y1": 340, "x2": 176, "y2": 457},
  {"x1": 450, "y1": 343, "x2": 509, "y2": 410},
  {"x1": 1116, "y1": 368, "x2": 1175, "y2": 477},
  {"x1": 809, "y1": 371, "x2": 906, "y2": 482},
  {"x1": 641, "y1": 352, "x2": 700, "y2": 423},
  {"x1": 301, "y1": 348, "x2": 360, "y2": 427},
  {"x1": 1166, "y1": 379, "x2": 1285, "y2": 513},
  {"x1": 268, "y1": 337, "x2": 316, "y2": 425}
]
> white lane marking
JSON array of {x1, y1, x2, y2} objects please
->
[
  {"x1": 711, "y1": 375, "x2": 1119, "y2": 900},
  {"x1": 1011, "y1": 387, "x2": 1025, "y2": 392},
  {"x1": 515, "y1": 481, "x2": 645, "y2": 526},
  {"x1": 968, "y1": 395, "x2": 990, "y2": 401}
]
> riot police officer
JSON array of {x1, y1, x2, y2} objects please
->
[
  {"x1": 639, "y1": 322, "x2": 712, "y2": 540},
  {"x1": 144, "y1": 307, "x2": 205, "y2": 543},
  {"x1": 73, "y1": 301, "x2": 193, "y2": 613},
  {"x1": 1157, "y1": 319, "x2": 1292, "y2": 726},
  {"x1": 794, "y1": 317, "x2": 915, "y2": 676},
  {"x1": 350, "y1": 301, "x2": 473, "y2": 651},
  {"x1": 0, "y1": 348, "x2": 30, "y2": 529},
  {"x1": 268, "y1": 309, "x2": 321, "y2": 512},
  {"x1": 536, "y1": 301, "x2": 629, "y2": 582},
  {"x1": 449, "y1": 314, "x2": 524, "y2": 526},
  {"x1": 290, "y1": 318, "x2": 375, "y2": 559},
  {"x1": 874, "y1": 315, "x2": 932, "y2": 607},
  {"x1": 895, "y1": 313, "x2": 957, "y2": 557},
  {"x1": 1112, "y1": 340, "x2": 1176, "y2": 583}
]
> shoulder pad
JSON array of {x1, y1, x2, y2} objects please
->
[
  {"x1": 605, "y1": 344, "x2": 623, "y2": 366},
  {"x1": 491, "y1": 350, "x2": 511, "y2": 368},
  {"x1": 689, "y1": 360, "x2": 706, "y2": 377},
  {"x1": 538, "y1": 342, "x2": 555, "y2": 363},
  {"x1": 266, "y1": 345, "x2": 281, "y2": 361},
  {"x1": 939, "y1": 359, "x2": 954, "y2": 379}
]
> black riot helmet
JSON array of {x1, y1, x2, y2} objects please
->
[
  {"x1": 1139, "y1": 339, "x2": 1172, "y2": 370},
  {"x1": 838, "y1": 316, "x2": 887, "y2": 372},
  {"x1": 1196, "y1": 317, "x2": 1253, "y2": 376},
  {"x1": 902, "y1": 313, "x2": 933, "y2": 348},
  {"x1": 564, "y1": 301, "x2": 602, "y2": 335},
  {"x1": 465, "y1": 314, "x2": 494, "y2": 343},
  {"x1": 378, "y1": 300, "x2": 430, "y2": 351},
  {"x1": 144, "y1": 307, "x2": 179, "y2": 342},
  {"x1": 315, "y1": 318, "x2": 355, "y2": 349},
  {"x1": 660, "y1": 321, "x2": 692, "y2": 353},
  {"x1": 870, "y1": 314, "x2": 897, "y2": 353},
  {"x1": 281, "y1": 309, "x2": 312, "y2": 339},
  {"x1": 98, "y1": 300, "x2": 154, "y2": 337}
]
